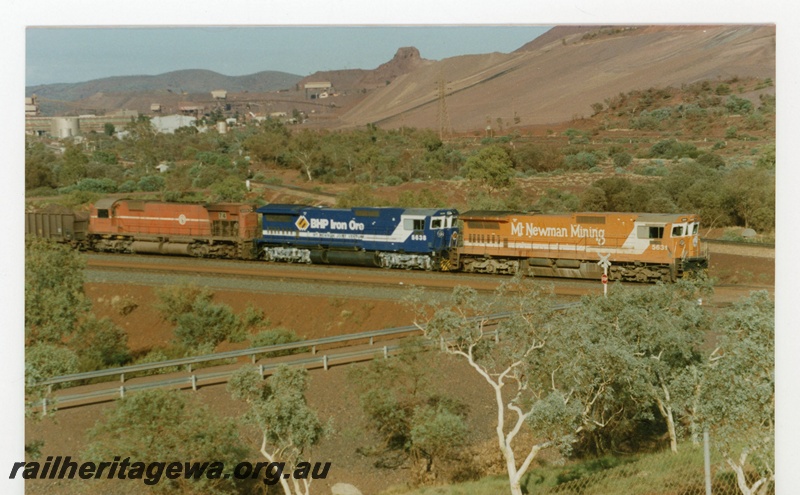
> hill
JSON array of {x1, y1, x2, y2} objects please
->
[
  {"x1": 25, "y1": 25, "x2": 775, "y2": 132},
  {"x1": 26, "y1": 69, "x2": 304, "y2": 115},
  {"x1": 339, "y1": 25, "x2": 775, "y2": 131}
]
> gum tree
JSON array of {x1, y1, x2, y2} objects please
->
[
  {"x1": 575, "y1": 280, "x2": 712, "y2": 453},
  {"x1": 699, "y1": 291, "x2": 774, "y2": 495},
  {"x1": 348, "y1": 341, "x2": 469, "y2": 483},
  {"x1": 407, "y1": 280, "x2": 632, "y2": 495},
  {"x1": 228, "y1": 365, "x2": 327, "y2": 495}
]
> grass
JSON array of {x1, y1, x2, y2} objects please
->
[{"x1": 383, "y1": 443, "x2": 749, "y2": 495}]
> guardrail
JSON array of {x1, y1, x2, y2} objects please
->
[{"x1": 32, "y1": 303, "x2": 579, "y2": 413}]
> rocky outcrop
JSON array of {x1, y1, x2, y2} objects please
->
[{"x1": 358, "y1": 47, "x2": 432, "y2": 88}]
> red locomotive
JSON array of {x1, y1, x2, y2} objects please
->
[{"x1": 88, "y1": 198, "x2": 259, "y2": 259}]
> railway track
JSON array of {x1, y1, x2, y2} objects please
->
[{"x1": 84, "y1": 253, "x2": 769, "y2": 304}]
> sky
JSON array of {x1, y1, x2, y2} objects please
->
[
  {"x1": 19, "y1": 0, "x2": 789, "y2": 87},
  {"x1": 26, "y1": 26, "x2": 552, "y2": 86}
]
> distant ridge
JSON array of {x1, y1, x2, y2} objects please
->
[{"x1": 26, "y1": 69, "x2": 304, "y2": 102}]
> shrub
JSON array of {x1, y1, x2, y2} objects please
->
[
  {"x1": 137, "y1": 174, "x2": 166, "y2": 192},
  {"x1": 715, "y1": 83, "x2": 732, "y2": 95},
  {"x1": 534, "y1": 189, "x2": 580, "y2": 213},
  {"x1": 696, "y1": 153, "x2": 726, "y2": 169},
  {"x1": 211, "y1": 176, "x2": 247, "y2": 202},
  {"x1": 250, "y1": 328, "x2": 307, "y2": 357},
  {"x1": 174, "y1": 298, "x2": 241, "y2": 350},
  {"x1": 71, "y1": 315, "x2": 131, "y2": 371},
  {"x1": 631, "y1": 107, "x2": 673, "y2": 130},
  {"x1": 117, "y1": 179, "x2": 137, "y2": 193},
  {"x1": 563, "y1": 151, "x2": 598, "y2": 170},
  {"x1": 648, "y1": 139, "x2": 699, "y2": 159},
  {"x1": 384, "y1": 175, "x2": 404, "y2": 186},
  {"x1": 336, "y1": 184, "x2": 386, "y2": 207},
  {"x1": 25, "y1": 186, "x2": 58, "y2": 197},
  {"x1": 131, "y1": 349, "x2": 180, "y2": 376},
  {"x1": 154, "y1": 283, "x2": 214, "y2": 324},
  {"x1": 612, "y1": 152, "x2": 632, "y2": 168},
  {"x1": 74, "y1": 177, "x2": 118, "y2": 193},
  {"x1": 396, "y1": 189, "x2": 447, "y2": 208},
  {"x1": 564, "y1": 128, "x2": 591, "y2": 144},
  {"x1": 725, "y1": 95, "x2": 753, "y2": 115}
]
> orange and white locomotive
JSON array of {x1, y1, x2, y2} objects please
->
[{"x1": 453, "y1": 211, "x2": 708, "y2": 282}]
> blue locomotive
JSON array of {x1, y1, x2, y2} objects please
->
[{"x1": 256, "y1": 205, "x2": 459, "y2": 270}]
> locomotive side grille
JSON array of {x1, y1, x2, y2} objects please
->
[
  {"x1": 212, "y1": 220, "x2": 239, "y2": 237},
  {"x1": 466, "y1": 221, "x2": 500, "y2": 229},
  {"x1": 575, "y1": 215, "x2": 606, "y2": 224}
]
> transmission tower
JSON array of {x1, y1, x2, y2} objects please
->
[{"x1": 437, "y1": 74, "x2": 452, "y2": 140}]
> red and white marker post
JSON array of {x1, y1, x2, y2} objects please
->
[{"x1": 597, "y1": 253, "x2": 611, "y2": 298}]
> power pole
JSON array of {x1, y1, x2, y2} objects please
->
[{"x1": 437, "y1": 74, "x2": 452, "y2": 140}]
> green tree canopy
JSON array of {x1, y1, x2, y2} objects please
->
[
  {"x1": 228, "y1": 365, "x2": 326, "y2": 495},
  {"x1": 699, "y1": 291, "x2": 774, "y2": 495},
  {"x1": 407, "y1": 280, "x2": 634, "y2": 495},
  {"x1": 25, "y1": 239, "x2": 90, "y2": 345},
  {"x1": 84, "y1": 389, "x2": 249, "y2": 494},
  {"x1": 463, "y1": 145, "x2": 515, "y2": 191}
]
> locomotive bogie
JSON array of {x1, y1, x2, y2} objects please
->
[
  {"x1": 378, "y1": 252, "x2": 434, "y2": 270},
  {"x1": 264, "y1": 247, "x2": 312, "y2": 264}
]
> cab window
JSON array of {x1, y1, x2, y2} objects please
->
[
  {"x1": 637, "y1": 225, "x2": 664, "y2": 239},
  {"x1": 97, "y1": 209, "x2": 109, "y2": 219},
  {"x1": 431, "y1": 218, "x2": 442, "y2": 229},
  {"x1": 672, "y1": 225, "x2": 684, "y2": 237},
  {"x1": 404, "y1": 219, "x2": 425, "y2": 231}
]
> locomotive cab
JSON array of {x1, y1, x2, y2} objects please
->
[
  {"x1": 633, "y1": 214, "x2": 708, "y2": 278},
  {"x1": 668, "y1": 218, "x2": 708, "y2": 273}
]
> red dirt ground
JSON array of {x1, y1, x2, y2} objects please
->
[{"x1": 24, "y1": 252, "x2": 774, "y2": 495}]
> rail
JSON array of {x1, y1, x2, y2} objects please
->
[
  {"x1": 701, "y1": 237, "x2": 775, "y2": 249},
  {"x1": 31, "y1": 303, "x2": 579, "y2": 412}
]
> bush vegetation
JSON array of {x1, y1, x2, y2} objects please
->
[{"x1": 25, "y1": 76, "x2": 774, "y2": 234}]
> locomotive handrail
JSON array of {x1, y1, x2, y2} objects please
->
[{"x1": 36, "y1": 303, "x2": 580, "y2": 388}]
